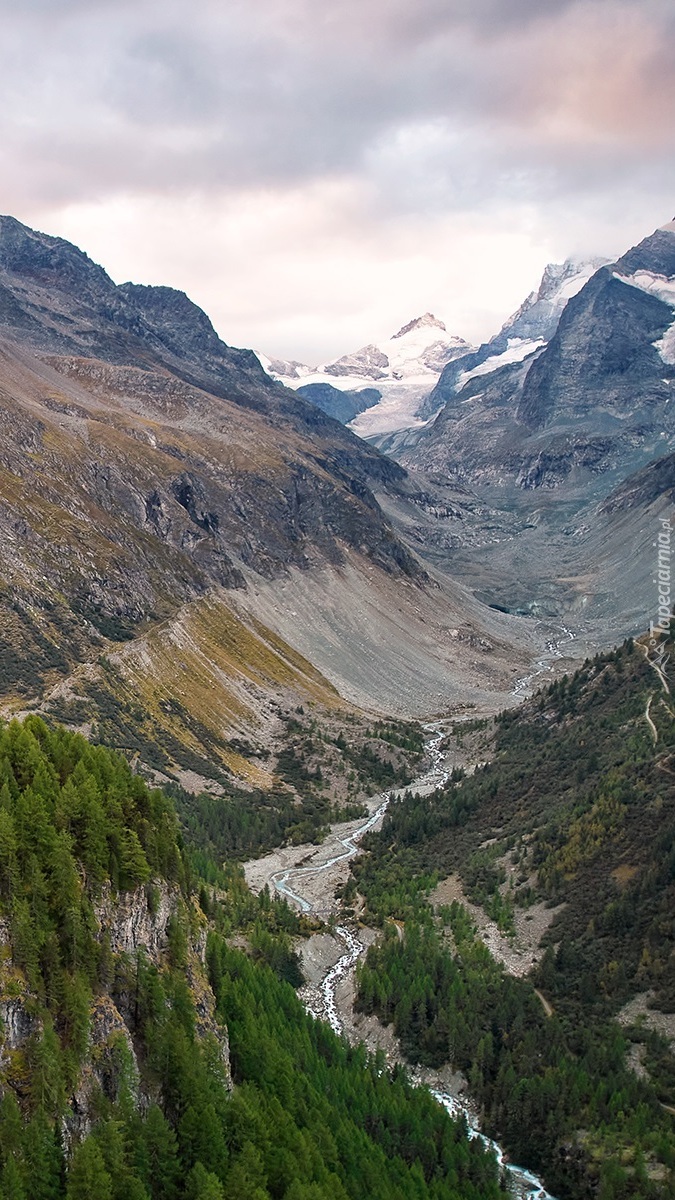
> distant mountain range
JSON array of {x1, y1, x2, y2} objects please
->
[
  {"x1": 258, "y1": 313, "x2": 472, "y2": 433},
  {"x1": 260, "y1": 259, "x2": 607, "y2": 439}
]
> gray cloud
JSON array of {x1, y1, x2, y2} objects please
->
[
  {"x1": 0, "y1": 0, "x2": 673, "y2": 357},
  {"x1": 1, "y1": 0, "x2": 673, "y2": 209}
]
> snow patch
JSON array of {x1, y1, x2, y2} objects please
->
[
  {"x1": 457, "y1": 338, "x2": 544, "y2": 388},
  {"x1": 554, "y1": 270, "x2": 598, "y2": 303},
  {"x1": 655, "y1": 319, "x2": 675, "y2": 366},
  {"x1": 615, "y1": 270, "x2": 675, "y2": 366},
  {"x1": 348, "y1": 384, "x2": 436, "y2": 437},
  {"x1": 614, "y1": 270, "x2": 675, "y2": 307}
]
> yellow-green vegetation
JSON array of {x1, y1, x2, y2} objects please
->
[
  {"x1": 64, "y1": 594, "x2": 343, "y2": 779},
  {"x1": 29, "y1": 596, "x2": 425, "y2": 860}
]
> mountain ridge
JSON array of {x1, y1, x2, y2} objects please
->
[
  {"x1": 0, "y1": 214, "x2": 537, "y2": 783},
  {"x1": 365, "y1": 221, "x2": 675, "y2": 649},
  {"x1": 417, "y1": 256, "x2": 608, "y2": 421}
]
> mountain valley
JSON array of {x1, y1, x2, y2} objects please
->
[
  {"x1": 0, "y1": 212, "x2": 674, "y2": 1200},
  {"x1": 0, "y1": 216, "x2": 544, "y2": 775}
]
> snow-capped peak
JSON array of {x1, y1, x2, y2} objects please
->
[
  {"x1": 496, "y1": 257, "x2": 608, "y2": 345},
  {"x1": 392, "y1": 313, "x2": 447, "y2": 339},
  {"x1": 264, "y1": 316, "x2": 473, "y2": 391},
  {"x1": 257, "y1": 314, "x2": 474, "y2": 437}
]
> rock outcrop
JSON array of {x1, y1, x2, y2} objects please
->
[{"x1": 0, "y1": 881, "x2": 231, "y2": 1144}]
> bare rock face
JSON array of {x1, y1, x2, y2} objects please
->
[
  {"x1": 64, "y1": 996, "x2": 142, "y2": 1144},
  {"x1": 516, "y1": 267, "x2": 674, "y2": 431},
  {"x1": 187, "y1": 955, "x2": 231, "y2": 1081},
  {"x1": 0, "y1": 924, "x2": 39, "y2": 1077},
  {"x1": 0, "y1": 996, "x2": 36, "y2": 1056},
  {"x1": 94, "y1": 881, "x2": 175, "y2": 959},
  {"x1": 0, "y1": 881, "x2": 231, "y2": 1144}
]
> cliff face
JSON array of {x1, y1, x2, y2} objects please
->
[
  {"x1": 0, "y1": 881, "x2": 230, "y2": 1145},
  {"x1": 516, "y1": 267, "x2": 674, "y2": 431}
]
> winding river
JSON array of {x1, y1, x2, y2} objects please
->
[{"x1": 269, "y1": 727, "x2": 557, "y2": 1200}]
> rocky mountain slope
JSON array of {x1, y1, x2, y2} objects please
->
[
  {"x1": 375, "y1": 222, "x2": 675, "y2": 636},
  {"x1": 260, "y1": 314, "x2": 473, "y2": 436},
  {"x1": 416, "y1": 257, "x2": 607, "y2": 422},
  {"x1": 0, "y1": 216, "x2": 537, "y2": 784}
]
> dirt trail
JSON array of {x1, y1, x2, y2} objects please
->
[
  {"x1": 535, "y1": 989, "x2": 554, "y2": 1018},
  {"x1": 640, "y1": 641, "x2": 671, "y2": 695},
  {"x1": 644, "y1": 693, "x2": 658, "y2": 744}
]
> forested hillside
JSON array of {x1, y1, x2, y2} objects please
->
[
  {"x1": 0, "y1": 715, "x2": 504, "y2": 1200},
  {"x1": 352, "y1": 634, "x2": 675, "y2": 1198}
]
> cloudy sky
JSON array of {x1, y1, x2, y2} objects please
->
[{"x1": 1, "y1": 0, "x2": 674, "y2": 361}]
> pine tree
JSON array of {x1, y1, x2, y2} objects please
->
[
  {"x1": 186, "y1": 1163, "x2": 225, "y2": 1200},
  {"x1": 29, "y1": 1021, "x2": 66, "y2": 1116},
  {"x1": 0, "y1": 1156, "x2": 26, "y2": 1200},
  {"x1": 66, "y1": 1137, "x2": 113, "y2": 1200},
  {"x1": 140, "y1": 1105, "x2": 180, "y2": 1200},
  {"x1": 0, "y1": 1092, "x2": 23, "y2": 1166},
  {"x1": 0, "y1": 808, "x2": 18, "y2": 900},
  {"x1": 22, "y1": 1110, "x2": 63, "y2": 1200}
]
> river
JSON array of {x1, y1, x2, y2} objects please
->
[{"x1": 265, "y1": 726, "x2": 557, "y2": 1200}]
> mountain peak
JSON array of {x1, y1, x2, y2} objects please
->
[
  {"x1": 534, "y1": 256, "x2": 608, "y2": 303},
  {"x1": 615, "y1": 223, "x2": 675, "y2": 278},
  {"x1": 0, "y1": 213, "x2": 114, "y2": 297},
  {"x1": 391, "y1": 313, "x2": 447, "y2": 339}
]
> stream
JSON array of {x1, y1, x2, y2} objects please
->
[
  {"x1": 270, "y1": 791, "x2": 395, "y2": 914},
  {"x1": 269, "y1": 726, "x2": 557, "y2": 1200},
  {"x1": 511, "y1": 624, "x2": 576, "y2": 697}
]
